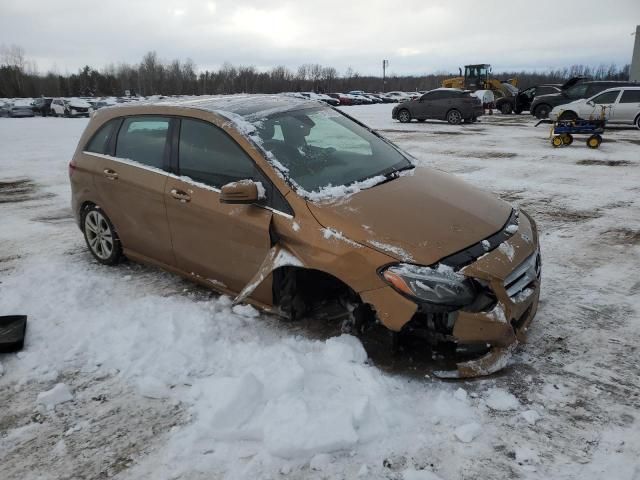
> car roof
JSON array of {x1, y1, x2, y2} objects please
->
[
  {"x1": 597, "y1": 86, "x2": 640, "y2": 92},
  {"x1": 427, "y1": 88, "x2": 464, "y2": 92},
  {"x1": 111, "y1": 94, "x2": 318, "y2": 121}
]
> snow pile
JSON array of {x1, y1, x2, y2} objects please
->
[
  {"x1": 484, "y1": 388, "x2": 520, "y2": 411},
  {"x1": 454, "y1": 422, "x2": 482, "y2": 443},
  {"x1": 36, "y1": 383, "x2": 73, "y2": 409},
  {"x1": 0, "y1": 258, "x2": 482, "y2": 476},
  {"x1": 403, "y1": 468, "x2": 444, "y2": 480},
  {"x1": 521, "y1": 409, "x2": 541, "y2": 425}
]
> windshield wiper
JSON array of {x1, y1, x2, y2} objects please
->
[{"x1": 353, "y1": 163, "x2": 415, "y2": 188}]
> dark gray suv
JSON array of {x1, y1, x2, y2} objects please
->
[{"x1": 392, "y1": 88, "x2": 483, "y2": 125}]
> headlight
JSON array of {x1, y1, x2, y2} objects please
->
[{"x1": 381, "y1": 263, "x2": 476, "y2": 307}]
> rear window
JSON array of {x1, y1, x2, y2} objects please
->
[
  {"x1": 115, "y1": 117, "x2": 170, "y2": 169},
  {"x1": 620, "y1": 90, "x2": 640, "y2": 103},
  {"x1": 85, "y1": 119, "x2": 118, "y2": 154}
]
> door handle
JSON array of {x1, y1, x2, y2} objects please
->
[
  {"x1": 103, "y1": 168, "x2": 118, "y2": 180},
  {"x1": 170, "y1": 188, "x2": 191, "y2": 202}
]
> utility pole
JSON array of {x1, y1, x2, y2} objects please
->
[
  {"x1": 382, "y1": 59, "x2": 389, "y2": 92},
  {"x1": 631, "y1": 26, "x2": 640, "y2": 82}
]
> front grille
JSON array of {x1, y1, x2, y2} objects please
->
[{"x1": 504, "y1": 251, "x2": 541, "y2": 301}]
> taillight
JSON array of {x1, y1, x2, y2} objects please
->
[{"x1": 68, "y1": 160, "x2": 77, "y2": 177}]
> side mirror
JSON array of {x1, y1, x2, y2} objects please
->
[{"x1": 220, "y1": 179, "x2": 262, "y2": 204}]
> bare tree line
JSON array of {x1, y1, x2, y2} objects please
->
[{"x1": 0, "y1": 45, "x2": 632, "y2": 98}]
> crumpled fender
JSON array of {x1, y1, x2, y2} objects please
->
[{"x1": 233, "y1": 244, "x2": 303, "y2": 305}]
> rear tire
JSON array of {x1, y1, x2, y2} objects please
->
[
  {"x1": 535, "y1": 104, "x2": 551, "y2": 119},
  {"x1": 635, "y1": 115, "x2": 640, "y2": 130},
  {"x1": 398, "y1": 109, "x2": 411, "y2": 123},
  {"x1": 82, "y1": 206, "x2": 122, "y2": 265},
  {"x1": 500, "y1": 102, "x2": 513, "y2": 114},
  {"x1": 446, "y1": 109, "x2": 462, "y2": 125},
  {"x1": 561, "y1": 133, "x2": 573, "y2": 145}
]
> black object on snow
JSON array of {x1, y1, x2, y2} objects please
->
[{"x1": 0, "y1": 315, "x2": 27, "y2": 353}]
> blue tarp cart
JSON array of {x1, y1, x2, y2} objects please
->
[{"x1": 536, "y1": 118, "x2": 606, "y2": 149}]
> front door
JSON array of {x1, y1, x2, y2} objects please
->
[
  {"x1": 584, "y1": 90, "x2": 620, "y2": 120},
  {"x1": 413, "y1": 93, "x2": 433, "y2": 119},
  {"x1": 164, "y1": 118, "x2": 273, "y2": 296},
  {"x1": 89, "y1": 115, "x2": 175, "y2": 265}
]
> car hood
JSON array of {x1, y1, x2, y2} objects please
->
[
  {"x1": 553, "y1": 98, "x2": 585, "y2": 110},
  {"x1": 307, "y1": 168, "x2": 512, "y2": 266}
]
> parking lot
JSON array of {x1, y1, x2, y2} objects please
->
[{"x1": 0, "y1": 106, "x2": 639, "y2": 479}]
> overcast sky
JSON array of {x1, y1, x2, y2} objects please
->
[{"x1": 1, "y1": 0, "x2": 639, "y2": 76}]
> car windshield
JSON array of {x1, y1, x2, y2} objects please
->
[
  {"x1": 253, "y1": 107, "x2": 413, "y2": 195},
  {"x1": 565, "y1": 84, "x2": 589, "y2": 98}
]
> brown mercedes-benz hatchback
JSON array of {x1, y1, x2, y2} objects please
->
[{"x1": 69, "y1": 95, "x2": 541, "y2": 378}]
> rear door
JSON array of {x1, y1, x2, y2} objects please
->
[
  {"x1": 614, "y1": 89, "x2": 640, "y2": 124},
  {"x1": 88, "y1": 115, "x2": 175, "y2": 265},
  {"x1": 433, "y1": 91, "x2": 456, "y2": 118},
  {"x1": 164, "y1": 118, "x2": 279, "y2": 300}
]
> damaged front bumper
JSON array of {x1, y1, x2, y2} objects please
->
[{"x1": 361, "y1": 211, "x2": 542, "y2": 379}]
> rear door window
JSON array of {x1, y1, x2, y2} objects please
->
[
  {"x1": 115, "y1": 117, "x2": 171, "y2": 169},
  {"x1": 86, "y1": 119, "x2": 118, "y2": 154},
  {"x1": 620, "y1": 90, "x2": 640, "y2": 103}
]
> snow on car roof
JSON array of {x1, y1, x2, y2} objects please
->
[{"x1": 116, "y1": 94, "x2": 319, "y2": 122}]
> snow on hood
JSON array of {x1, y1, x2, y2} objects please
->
[{"x1": 307, "y1": 168, "x2": 512, "y2": 266}]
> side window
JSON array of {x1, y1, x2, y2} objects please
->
[
  {"x1": 536, "y1": 86, "x2": 554, "y2": 96},
  {"x1": 419, "y1": 93, "x2": 432, "y2": 101},
  {"x1": 85, "y1": 119, "x2": 118, "y2": 154},
  {"x1": 178, "y1": 118, "x2": 258, "y2": 188},
  {"x1": 115, "y1": 117, "x2": 170, "y2": 169},
  {"x1": 620, "y1": 90, "x2": 640, "y2": 103},
  {"x1": 179, "y1": 119, "x2": 293, "y2": 215},
  {"x1": 591, "y1": 90, "x2": 620, "y2": 104},
  {"x1": 429, "y1": 91, "x2": 449, "y2": 100}
]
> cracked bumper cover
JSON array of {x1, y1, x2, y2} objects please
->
[{"x1": 360, "y1": 211, "x2": 541, "y2": 378}]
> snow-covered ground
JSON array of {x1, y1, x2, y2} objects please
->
[{"x1": 1, "y1": 106, "x2": 639, "y2": 479}]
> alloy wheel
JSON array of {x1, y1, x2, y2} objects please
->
[{"x1": 84, "y1": 210, "x2": 114, "y2": 260}]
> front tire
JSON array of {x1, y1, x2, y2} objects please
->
[
  {"x1": 446, "y1": 109, "x2": 462, "y2": 125},
  {"x1": 559, "y1": 111, "x2": 578, "y2": 121},
  {"x1": 397, "y1": 109, "x2": 411, "y2": 123},
  {"x1": 635, "y1": 115, "x2": 640, "y2": 130},
  {"x1": 535, "y1": 104, "x2": 551, "y2": 119},
  {"x1": 82, "y1": 206, "x2": 122, "y2": 265}
]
